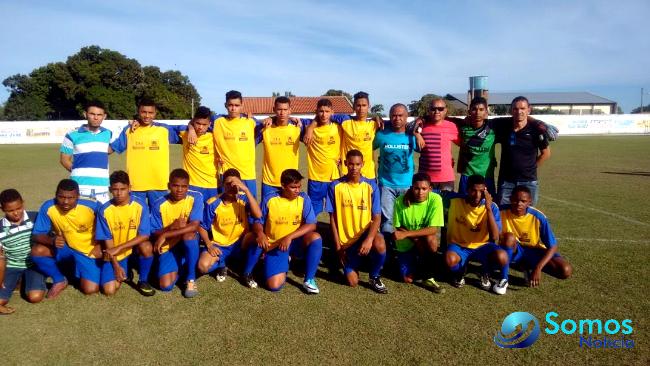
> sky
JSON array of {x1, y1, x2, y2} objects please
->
[{"x1": 1, "y1": 0, "x2": 649, "y2": 113}]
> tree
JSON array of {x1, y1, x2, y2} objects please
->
[
  {"x1": 616, "y1": 106, "x2": 624, "y2": 114},
  {"x1": 408, "y1": 93, "x2": 440, "y2": 117},
  {"x1": 370, "y1": 104, "x2": 384, "y2": 118},
  {"x1": 631, "y1": 104, "x2": 650, "y2": 114},
  {"x1": 1, "y1": 45, "x2": 200, "y2": 120},
  {"x1": 323, "y1": 89, "x2": 352, "y2": 103}
]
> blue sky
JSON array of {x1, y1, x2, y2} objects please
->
[{"x1": 1, "y1": 0, "x2": 648, "y2": 113}]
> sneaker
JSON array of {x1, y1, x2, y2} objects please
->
[
  {"x1": 137, "y1": 281, "x2": 156, "y2": 297},
  {"x1": 369, "y1": 277, "x2": 388, "y2": 294},
  {"x1": 492, "y1": 279, "x2": 509, "y2": 295},
  {"x1": 451, "y1": 275, "x2": 465, "y2": 288},
  {"x1": 424, "y1": 277, "x2": 445, "y2": 294},
  {"x1": 302, "y1": 278, "x2": 320, "y2": 294},
  {"x1": 479, "y1": 273, "x2": 492, "y2": 291},
  {"x1": 47, "y1": 280, "x2": 68, "y2": 299},
  {"x1": 184, "y1": 280, "x2": 199, "y2": 298},
  {"x1": 215, "y1": 267, "x2": 228, "y2": 282},
  {"x1": 243, "y1": 274, "x2": 258, "y2": 289}
]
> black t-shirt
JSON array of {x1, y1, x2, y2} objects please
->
[{"x1": 494, "y1": 120, "x2": 549, "y2": 182}]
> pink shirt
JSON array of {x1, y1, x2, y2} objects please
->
[{"x1": 418, "y1": 120, "x2": 460, "y2": 183}]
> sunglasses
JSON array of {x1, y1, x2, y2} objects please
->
[{"x1": 430, "y1": 107, "x2": 446, "y2": 112}]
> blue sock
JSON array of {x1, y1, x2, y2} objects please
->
[
  {"x1": 183, "y1": 238, "x2": 199, "y2": 281},
  {"x1": 138, "y1": 255, "x2": 153, "y2": 283},
  {"x1": 369, "y1": 249, "x2": 387, "y2": 278},
  {"x1": 502, "y1": 247, "x2": 513, "y2": 280},
  {"x1": 244, "y1": 245, "x2": 262, "y2": 276},
  {"x1": 304, "y1": 238, "x2": 322, "y2": 281},
  {"x1": 32, "y1": 256, "x2": 65, "y2": 283}
]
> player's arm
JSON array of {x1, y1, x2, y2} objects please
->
[
  {"x1": 235, "y1": 178, "x2": 262, "y2": 219},
  {"x1": 108, "y1": 126, "x2": 129, "y2": 155},
  {"x1": 359, "y1": 213, "x2": 381, "y2": 256},
  {"x1": 251, "y1": 222, "x2": 270, "y2": 251},
  {"x1": 0, "y1": 246, "x2": 6, "y2": 287},
  {"x1": 153, "y1": 220, "x2": 200, "y2": 252},
  {"x1": 59, "y1": 153, "x2": 73, "y2": 172},
  {"x1": 484, "y1": 190, "x2": 500, "y2": 243},
  {"x1": 275, "y1": 222, "x2": 317, "y2": 252},
  {"x1": 328, "y1": 212, "x2": 346, "y2": 264},
  {"x1": 530, "y1": 245, "x2": 558, "y2": 287},
  {"x1": 394, "y1": 226, "x2": 439, "y2": 241},
  {"x1": 537, "y1": 146, "x2": 551, "y2": 167}
]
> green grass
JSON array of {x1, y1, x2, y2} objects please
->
[{"x1": 0, "y1": 136, "x2": 649, "y2": 365}]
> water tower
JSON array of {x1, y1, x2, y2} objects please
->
[{"x1": 468, "y1": 76, "x2": 489, "y2": 105}]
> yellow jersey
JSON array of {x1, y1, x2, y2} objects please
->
[
  {"x1": 262, "y1": 123, "x2": 302, "y2": 187},
  {"x1": 257, "y1": 192, "x2": 316, "y2": 244},
  {"x1": 500, "y1": 206, "x2": 557, "y2": 250},
  {"x1": 447, "y1": 197, "x2": 501, "y2": 249},
  {"x1": 305, "y1": 120, "x2": 341, "y2": 182},
  {"x1": 325, "y1": 176, "x2": 380, "y2": 246},
  {"x1": 202, "y1": 194, "x2": 250, "y2": 246},
  {"x1": 179, "y1": 129, "x2": 219, "y2": 188},
  {"x1": 334, "y1": 115, "x2": 377, "y2": 179},
  {"x1": 211, "y1": 116, "x2": 261, "y2": 180},
  {"x1": 150, "y1": 191, "x2": 203, "y2": 253},
  {"x1": 95, "y1": 196, "x2": 150, "y2": 261}
]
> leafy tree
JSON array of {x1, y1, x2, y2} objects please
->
[
  {"x1": 1, "y1": 45, "x2": 200, "y2": 120},
  {"x1": 408, "y1": 93, "x2": 440, "y2": 117},
  {"x1": 631, "y1": 104, "x2": 650, "y2": 113},
  {"x1": 370, "y1": 104, "x2": 384, "y2": 118},
  {"x1": 616, "y1": 106, "x2": 623, "y2": 114},
  {"x1": 323, "y1": 89, "x2": 352, "y2": 103}
]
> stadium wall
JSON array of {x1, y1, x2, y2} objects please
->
[{"x1": 0, "y1": 114, "x2": 649, "y2": 144}]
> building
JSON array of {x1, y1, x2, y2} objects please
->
[{"x1": 241, "y1": 96, "x2": 353, "y2": 117}]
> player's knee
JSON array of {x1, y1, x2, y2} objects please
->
[
  {"x1": 445, "y1": 251, "x2": 459, "y2": 268},
  {"x1": 103, "y1": 284, "x2": 117, "y2": 296},
  {"x1": 31, "y1": 244, "x2": 51, "y2": 257},
  {"x1": 494, "y1": 249, "x2": 509, "y2": 266},
  {"x1": 304, "y1": 231, "x2": 321, "y2": 244},
  {"x1": 501, "y1": 233, "x2": 516, "y2": 248},
  {"x1": 81, "y1": 283, "x2": 100, "y2": 295},
  {"x1": 558, "y1": 262, "x2": 573, "y2": 279},
  {"x1": 27, "y1": 291, "x2": 45, "y2": 303},
  {"x1": 183, "y1": 232, "x2": 197, "y2": 242},
  {"x1": 197, "y1": 259, "x2": 212, "y2": 275},
  {"x1": 373, "y1": 235, "x2": 386, "y2": 253},
  {"x1": 138, "y1": 241, "x2": 153, "y2": 256},
  {"x1": 425, "y1": 234, "x2": 439, "y2": 252}
]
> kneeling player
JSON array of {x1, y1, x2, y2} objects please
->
[
  {"x1": 393, "y1": 173, "x2": 444, "y2": 293},
  {"x1": 445, "y1": 175, "x2": 510, "y2": 294},
  {"x1": 246, "y1": 169, "x2": 323, "y2": 293},
  {"x1": 197, "y1": 168, "x2": 262, "y2": 284},
  {"x1": 95, "y1": 171, "x2": 155, "y2": 296},
  {"x1": 327, "y1": 150, "x2": 388, "y2": 294},
  {"x1": 499, "y1": 186, "x2": 572, "y2": 287},
  {"x1": 151, "y1": 169, "x2": 203, "y2": 298}
]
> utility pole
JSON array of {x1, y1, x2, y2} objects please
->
[{"x1": 641, "y1": 88, "x2": 644, "y2": 114}]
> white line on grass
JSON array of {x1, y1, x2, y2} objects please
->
[
  {"x1": 541, "y1": 195, "x2": 650, "y2": 228},
  {"x1": 558, "y1": 237, "x2": 648, "y2": 244}
]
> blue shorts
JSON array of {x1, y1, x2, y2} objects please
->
[
  {"x1": 157, "y1": 246, "x2": 184, "y2": 278},
  {"x1": 0, "y1": 267, "x2": 47, "y2": 301},
  {"x1": 308, "y1": 180, "x2": 329, "y2": 214},
  {"x1": 132, "y1": 190, "x2": 168, "y2": 210},
  {"x1": 459, "y1": 175, "x2": 496, "y2": 197},
  {"x1": 511, "y1": 243, "x2": 561, "y2": 268},
  {"x1": 71, "y1": 249, "x2": 102, "y2": 284},
  {"x1": 261, "y1": 183, "x2": 281, "y2": 201},
  {"x1": 100, "y1": 257, "x2": 129, "y2": 286},
  {"x1": 342, "y1": 231, "x2": 371, "y2": 275},
  {"x1": 190, "y1": 185, "x2": 219, "y2": 203},
  {"x1": 447, "y1": 242, "x2": 501, "y2": 269},
  {"x1": 201, "y1": 239, "x2": 243, "y2": 273},
  {"x1": 263, "y1": 238, "x2": 305, "y2": 279}
]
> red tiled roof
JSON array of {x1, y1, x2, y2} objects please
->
[{"x1": 241, "y1": 96, "x2": 353, "y2": 114}]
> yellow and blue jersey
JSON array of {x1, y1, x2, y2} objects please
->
[
  {"x1": 500, "y1": 206, "x2": 557, "y2": 250},
  {"x1": 110, "y1": 123, "x2": 179, "y2": 191},
  {"x1": 150, "y1": 191, "x2": 203, "y2": 253},
  {"x1": 95, "y1": 195, "x2": 151, "y2": 261},
  {"x1": 326, "y1": 176, "x2": 381, "y2": 246},
  {"x1": 332, "y1": 114, "x2": 377, "y2": 179},
  {"x1": 262, "y1": 123, "x2": 302, "y2": 187},
  {"x1": 177, "y1": 126, "x2": 219, "y2": 188},
  {"x1": 33, "y1": 198, "x2": 99, "y2": 257},
  {"x1": 303, "y1": 119, "x2": 341, "y2": 182},
  {"x1": 447, "y1": 197, "x2": 501, "y2": 249},
  {"x1": 202, "y1": 194, "x2": 250, "y2": 246},
  {"x1": 256, "y1": 191, "x2": 316, "y2": 244},
  {"x1": 211, "y1": 116, "x2": 262, "y2": 180}
]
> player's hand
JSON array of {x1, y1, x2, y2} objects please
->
[
  {"x1": 358, "y1": 238, "x2": 372, "y2": 256},
  {"x1": 393, "y1": 229, "x2": 407, "y2": 241},
  {"x1": 128, "y1": 119, "x2": 141, "y2": 132},
  {"x1": 529, "y1": 267, "x2": 543, "y2": 287},
  {"x1": 106, "y1": 247, "x2": 121, "y2": 258},
  {"x1": 54, "y1": 234, "x2": 65, "y2": 248},
  {"x1": 337, "y1": 247, "x2": 347, "y2": 266},
  {"x1": 231, "y1": 177, "x2": 247, "y2": 193},
  {"x1": 373, "y1": 115, "x2": 384, "y2": 130},
  {"x1": 483, "y1": 188, "x2": 493, "y2": 207},
  {"x1": 154, "y1": 236, "x2": 167, "y2": 255},
  {"x1": 206, "y1": 242, "x2": 222, "y2": 257},
  {"x1": 246, "y1": 112, "x2": 253, "y2": 119},
  {"x1": 290, "y1": 117, "x2": 302, "y2": 129},
  {"x1": 262, "y1": 117, "x2": 273, "y2": 128},
  {"x1": 303, "y1": 127, "x2": 314, "y2": 146},
  {"x1": 187, "y1": 128, "x2": 198, "y2": 145},
  {"x1": 278, "y1": 237, "x2": 291, "y2": 252},
  {"x1": 415, "y1": 133, "x2": 426, "y2": 150},
  {"x1": 113, "y1": 263, "x2": 127, "y2": 283},
  {"x1": 256, "y1": 233, "x2": 270, "y2": 251}
]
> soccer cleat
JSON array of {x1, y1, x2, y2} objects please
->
[
  {"x1": 183, "y1": 280, "x2": 199, "y2": 298},
  {"x1": 369, "y1": 277, "x2": 388, "y2": 294},
  {"x1": 424, "y1": 277, "x2": 445, "y2": 294},
  {"x1": 215, "y1": 267, "x2": 228, "y2": 283},
  {"x1": 451, "y1": 275, "x2": 465, "y2": 288},
  {"x1": 137, "y1": 281, "x2": 156, "y2": 297},
  {"x1": 302, "y1": 278, "x2": 320, "y2": 294},
  {"x1": 243, "y1": 274, "x2": 258, "y2": 289},
  {"x1": 47, "y1": 280, "x2": 68, "y2": 299},
  {"x1": 479, "y1": 273, "x2": 492, "y2": 291},
  {"x1": 493, "y1": 279, "x2": 509, "y2": 295}
]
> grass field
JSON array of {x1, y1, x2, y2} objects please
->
[{"x1": 0, "y1": 136, "x2": 649, "y2": 365}]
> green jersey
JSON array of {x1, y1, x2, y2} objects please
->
[
  {"x1": 393, "y1": 192, "x2": 444, "y2": 252},
  {"x1": 457, "y1": 122, "x2": 497, "y2": 177},
  {"x1": 0, "y1": 211, "x2": 35, "y2": 269}
]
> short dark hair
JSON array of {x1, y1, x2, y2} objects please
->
[
  {"x1": 226, "y1": 90, "x2": 242, "y2": 102},
  {"x1": 470, "y1": 97, "x2": 488, "y2": 109},
  {"x1": 110, "y1": 170, "x2": 130, "y2": 186},
  {"x1": 466, "y1": 174, "x2": 486, "y2": 188},
  {"x1": 412, "y1": 173, "x2": 431, "y2": 185},
  {"x1": 317, "y1": 98, "x2": 332, "y2": 109},
  {"x1": 403, "y1": 173, "x2": 431, "y2": 208},
  {"x1": 511, "y1": 96, "x2": 529, "y2": 108},
  {"x1": 0, "y1": 189, "x2": 22, "y2": 207},
  {"x1": 346, "y1": 149, "x2": 363, "y2": 160},
  {"x1": 512, "y1": 185, "x2": 532, "y2": 197},
  {"x1": 389, "y1": 103, "x2": 408, "y2": 115},
  {"x1": 274, "y1": 96, "x2": 291, "y2": 106},
  {"x1": 353, "y1": 91, "x2": 369, "y2": 103},
  {"x1": 280, "y1": 169, "x2": 303, "y2": 186},
  {"x1": 137, "y1": 98, "x2": 156, "y2": 109},
  {"x1": 169, "y1": 168, "x2": 190, "y2": 182},
  {"x1": 85, "y1": 100, "x2": 106, "y2": 112},
  {"x1": 56, "y1": 179, "x2": 79, "y2": 194},
  {"x1": 222, "y1": 168, "x2": 241, "y2": 180},
  {"x1": 194, "y1": 106, "x2": 211, "y2": 119}
]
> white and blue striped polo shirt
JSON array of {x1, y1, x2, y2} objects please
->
[{"x1": 60, "y1": 125, "x2": 112, "y2": 195}]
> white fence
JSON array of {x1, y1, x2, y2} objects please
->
[{"x1": 0, "y1": 114, "x2": 649, "y2": 144}]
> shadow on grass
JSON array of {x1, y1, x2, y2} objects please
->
[{"x1": 601, "y1": 171, "x2": 650, "y2": 177}]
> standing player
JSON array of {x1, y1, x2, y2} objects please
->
[
  {"x1": 150, "y1": 169, "x2": 203, "y2": 298},
  {"x1": 246, "y1": 169, "x2": 322, "y2": 293},
  {"x1": 392, "y1": 173, "x2": 444, "y2": 293},
  {"x1": 109, "y1": 98, "x2": 179, "y2": 209},
  {"x1": 60, "y1": 101, "x2": 112, "y2": 203},
  {"x1": 445, "y1": 175, "x2": 510, "y2": 294},
  {"x1": 31, "y1": 179, "x2": 101, "y2": 297},
  {"x1": 499, "y1": 186, "x2": 572, "y2": 287},
  {"x1": 327, "y1": 150, "x2": 388, "y2": 293},
  {"x1": 95, "y1": 171, "x2": 156, "y2": 296},
  {"x1": 197, "y1": 168, "x2": 262, "y2": 283},
  {"x1": 0, "y1": 189, "x2": 46, "y2": 314}
]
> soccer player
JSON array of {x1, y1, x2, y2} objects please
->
[
  {"x1": 95, "y1": 171, "x2": 156, "y2": 296},
  {"x1": 499, "y1": 186, "x2": 572, "y2": 287},
  {"x1": 327, "y1": 149, "x2": 388, "y2": 294},
  {"x1": 245, "y1": 169, "x2": 323, "y2": 293},
  {"x1": 445, "y1": 175, "x2": 510, "y2": 295},
  {"x1": 150, "y1": 169, "x2": 203, "y2": 298},
  {"x1": 60, "y1": 101, "x2": 112, "y2": 203},
  {"x1": 109, "y1": 98, "x2": 179, "y2": 209},
  {"x1": 197, "y1": 168, "x2": 262, "y2": 284},
  {"x1": 392, "y1": 173, "x2": 444, "y2": 293},
  {"x1": 260, "y1": 97, "x2": 303, "y2": 199},
  {"x1": 0, "y1": 189, "x2": 46, "y2": 314},
  {"x1": 31, "y1": 179, "x2": 101, "y2": 297}
]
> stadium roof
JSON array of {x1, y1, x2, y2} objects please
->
[
  {"x1": 447, "y1": 92, "x2": 616, "y2": 106},
  {"x1": 242, "y1": 96, "x2": 353, "y2": 114}
]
